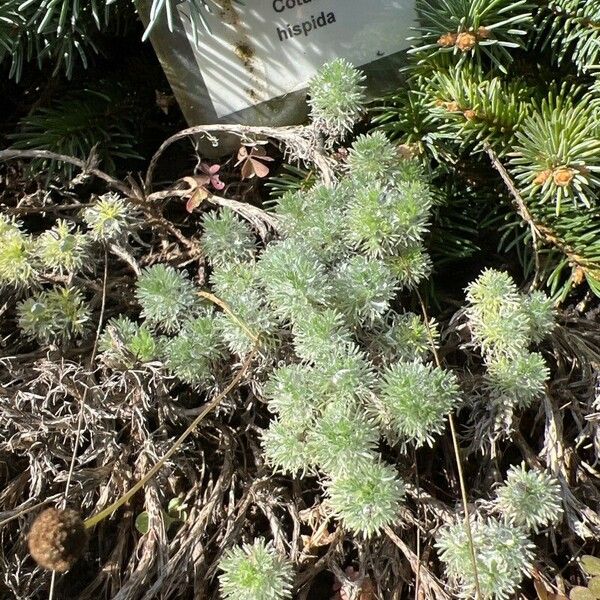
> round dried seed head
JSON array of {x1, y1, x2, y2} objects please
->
[{"x1": 28, "y1": 508, "x2": 88, "y2": 572}]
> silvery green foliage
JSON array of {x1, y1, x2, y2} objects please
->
[
  {"x1": 275, "y1": 185, "x2": 347, "y2": 263},
  {"x1": 256, "y1": 239, "x2": 333, "y2": 322},
  {"x1": 332, "y1": 255, "x2": 397, "y2": 325},
  {"x1": 200, "y1": 208, "x2": 256, "y2": 267},
  {"x1": 261, "y1": 348, "x2": 378, "y2": 477},
  {"x1": 135, "y1": 264, "x2": 198, "y2": 333},
  {"x1": 524, "y1": 290, "x2": 556, "y2": 342},
  {"x1": 210, "y1": 262, "x2": 278, "y2": 357},
  {"x1": 377, "y1": 361, "x2": 461, "y2": 448},
  {"x1": 486, "y1": 351, "x2": 549, "y2": 409},
  {"x1": 88, "y1": 62, "x2": 450, "y2": 548},
  {"x1": 261, "y1": 418, "x2": 315, "y2": 476},
  {"x1": 306, "y1": 403, "x2": 380, "y2": 476},
  {"x1": 346, "y1": 180, "x2": 430, "y2": 259},
  {"x1": 465, "y1": 269, "x2": 554, "y2": 359},
  {"x1": 263, "y1": 363, "x2": 322, "y2": 424},
  {"x1": 436, "y1": 517, "x2": 535, "y2": 600},
  {"x1": 291, "y1": 308, "x2": 352, "y2": 362},
  {"x1": 465, "y1": 269, "x2": 555, "y2": 426},
  {"x1": 99, "y1": 316, "x2": 159, "y2": 367},
  {"x1": 218, "y1": 538, "x2": 294, "y2": 600},
  {"x1": 82, "y1": 192, "x2": 138, "y2": 242},
  {"x1": 387, "y1": 244, "x2": 433, "y2": 289},
  {"x1": 255, "y1": 108, "x2": 440, "y2": 533},
  {"x1": 494, "y1": 464, "x2": 562, "y2": 532},
  {"x1": 17, "y1": 286, "x2": 90, "y2": 344},
  {"x1": 326, "y1": 460, "x2": 405, "y2": 537},
  {"x1": 162, "y1": 315, "x2": 223, "y2": 385},
  {"x1": 35, "y1": 219, "x2": 89, "y2": 274},
  {"x1": 313, "y1": 346, "x2": 376, "y2": 405},
  {"x1": 99, "y1": 264, "x2": 227, "y2": 388},
  {"x1": 0, "y1": 215, "x2": 37, "y2": 287},
  {"x1": 307, "y1": 57, "x2": 367, "y2": 139},
  {"x1": 369, "y1": 312, "x2": 438, "y2": 364},
  {"x1": 347, "y1": 131, "x2": 401, "y2": 181}
]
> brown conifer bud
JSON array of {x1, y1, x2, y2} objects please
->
[
  {"x1": 572, "y1": 266, "x2": 586, "y2": 286},
  {"x1": 463, "y1": 109, "x2": 477, "y2": 121},
  {"x1": 28, "y1": 508, "x2": 88, "y2": 572},
  {"x1": 438, "y1": 32, "x2": 458, "y2": 47},
  {"x1": 533, "y1": 169, "x2": 552, "y2": 186},
  {"x1": 456, "y1": 32, "x2": 477, "y2": 52},
  {"x1": 443, "y1": 101, "x2": 460, "y2": 112},
  {"x1": 553, "y1": 167, "x2": 575, "y2": 187},
  {"x1": 477, "y1": 26, "x2": 491, "y2": 39}
]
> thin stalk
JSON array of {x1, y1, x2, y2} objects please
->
[{"x1": 416, "y1": 289, "x2": 482, "y2": 600}]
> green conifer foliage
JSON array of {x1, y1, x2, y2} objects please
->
[{"x1": 377, "y1": 0, "x2": 600, "y2": 300}]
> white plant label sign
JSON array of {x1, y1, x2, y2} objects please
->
[{"x1": 177, "y1": 1, "x2": 417, "y2": 118}]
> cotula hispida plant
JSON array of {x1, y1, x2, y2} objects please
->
[
  {"x1": 22, "y1": 59, "x2": 558, "y2": 599},
  {"x1": 0, "y1": 193, "x2": 140, "y2": 346}
]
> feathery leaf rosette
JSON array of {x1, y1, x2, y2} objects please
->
[
  {"x1": 308, "y1": 58, "x2": 367, "y2": 139},
  {"x1": 162, "y1": 315, "x2": 222, "y2": 386},
  {"x1": 135, "y1": 264, "x2": 199, "y2": 333},
  {"x1": 386, "y1": 244, "x2": 433, "y2": 289},
  {"x1": 370, "y1": 312, "x2": 438, "y2": 364},
  {"x1": 17, "y1": 286, "x2": 90, "y2": 344},
  {"x1": 523, "y1": 290, "x2": 555, "y2": 342},
  {"x1": 493, "y1": 464, "x2": 562, "y2": 532},
  {"x1": 332, "y1": 255, "x2": 398, "y2": 325},
  {"x1": 210, "y1": 261, "x2": 278, "y2": 355},
  {"x1": 0, "y1": 215, "x2": 37, "y2": 287},
  {"x1": 377, "y1": 360, "x2": 461, "y2": 447},
  {"x1": 326, "y1": 459, "x2": 405, "y2": 537},
  {"x1": 218, "y1": 537, "x2": 294, "y2": 600},
  {"x1": 510, "y1": 88, "x2": 600, "y2": 214},
  {"x1": 486, "y1": 351, "x2": 549, "y2": 409},
  {"x1": 99, "y1": 316, "x2": 159, "y2": 366},
  {"x1": 291, "y1": 308, "x2": 353, "y2": 362},
  {"x1": 36, "y1": 219, "x2": 89, "y2": 274},
  {"x1": 210, "y1": 261, "x2": 259, "y2": 301},
  {"x1": 264, "y1": 363, "x2": 321, "y2": 423},
  {"x1": 306, "y1": 402, "x2": 379, "y2": 476},
  {"x1": 347, "y1": 131, "x2": 401, "y2": 182},
  {"x1": 465, "y1": 269, "x2": 530, "y2": 358},
  {"x1": 82, "y1": 193, "x2": 138, "y2": 242},
  {"x1": 28, "y1": 508, "x2": 88, "y2": 573},
  {"x1": 346, "y1": 179, "x2": 431, "y2": 259},
  {"x1": 216, "y1": 298, "x2": 277, "y2": 357},
  {"x1": 436, "y1": 516, "x2": 534, "y2": 600},
  {"x1": 201, "y1": 208, "x2": 257, "y2": 267},
  {"x1": 411, "y1": 0, "x2": 534, "y2": 71},
  {"x1": 261, "y1": 417, "x2": 314, "y2": 476},
  {"x1": 275, "y1": 184, "x2": 347, "y2": 263},
  {"x1": 256, "y1": 239, "x2": 332, "y2": 322},
  {"x1": 313, "y1": 345, "x2": 376, "y2": 406}
]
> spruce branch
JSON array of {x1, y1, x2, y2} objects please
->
[
  {"x1": 411, "y1": 0, "x2": 534, "y2": 71},
  {"x1": 509, "y1": 87, "x2": 600, "y2": 213},
  {"x1": 486, "y1": 143, "x2": 600, "y2": 288}
]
